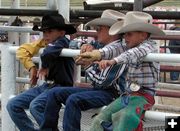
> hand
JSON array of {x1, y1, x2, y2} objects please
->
[
  {"x1": 80, "y1": 44, "x2": 94, "y2": 53},
  {"x1": 29, "y1": 66, "x2": 38, "y2": 85},
  {"x1": 38, "y1": 68, "x2": 49, "y2": 80},
  {"x1": 75, "y1": 50, "x2": 101, "y2": 64},
  {"x1": 98, "y1": 59, "x2": 117, "y2": 70}
]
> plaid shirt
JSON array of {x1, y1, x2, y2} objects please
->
[
  {"x1": 100, "y1": 39, "x2": 159, "y2": 90},
  {"x1": 86, "y1": 40, "x2": 127, "y2": 90}
]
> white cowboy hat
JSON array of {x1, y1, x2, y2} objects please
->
[
  {"x1": 109, "y1": 11, "x2": 165, "y2": 36},
  {"x1": 85, "y1": 9, "x2": 125, "y2": 27}
]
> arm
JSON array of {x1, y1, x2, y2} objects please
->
[
  {"x1": 98, "y1": 40, "x2": 158, "y2": 69},
  {"x1": 16, "y1": 39, "x2": 47, "y2": 70},
  {"x1": 114, "y1": 40, "x2": 157, "y2": 64},
  {"x1": 86, "y1": 62, "x2": 127, "y2": 88},
  {"x1": 76, "y1": 41, "x2": 126, "y2": 63},
  {"x1": 40, "y1": 37, "x2": 69, "y2": 68},
  {"x1": 16, "y1": 39, "x2": 47, "y2": 85}
]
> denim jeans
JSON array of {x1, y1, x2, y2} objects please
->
[
  {"x1": 37, "y1": 86, "x2": 115, "y2": 131},
  {"x1": 6, "y1": 83, "x2": 50, "y2": 131},
  {"x1": 170, "y1": 72, "x2": 179, "y2": 80}
]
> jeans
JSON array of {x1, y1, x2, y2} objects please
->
[
  {"x1": 6, "y1": 83, "x2": 50, "y2": 131},
  {"x1": 169, "y1": 38, "x2": 180, "y2": 81},
  {"x1": 170, "y1": 72, "x2": 179, "y2": 80},
  {"x1": 36, "y1": 86, "x2": 115, "y2": 131}
]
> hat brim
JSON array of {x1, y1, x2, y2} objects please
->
[
  {"x1": 85, "y1": 18, "x2": 117, "y2": 28},
  {"x1": 110, "y1": 22, "x2": 165, "y2": 36},
  {"x1": 32, "y1": 24, "x2": 76, "y2": 35}
]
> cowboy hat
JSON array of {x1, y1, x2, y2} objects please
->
[
  {"x1": 32, "y1": 14, "x2": 76, "y2": 34},
  {"x1": 109, "y1": 11, "x2": 165, "y2": 36},
  {"x1": 85, "y1": 9, "x2": 125, "y2": 28}
]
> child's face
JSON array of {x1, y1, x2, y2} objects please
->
[
  {"x1": 43, "y1": 29, "x2": 65, "y2": 43},
  {"x1": 124, "y1": 31, "x2": 148, "y2": 48},
  {"x1": 95, "y1": 26, "x2": 111, "y2": 45}
]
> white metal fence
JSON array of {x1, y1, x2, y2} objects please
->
[{"x1": 0, "y1": 25, "x2": 180, "y2": 131}]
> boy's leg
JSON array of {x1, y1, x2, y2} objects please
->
[
  {"x1": 90, "y1": 95, "x2": 129, "y2": 131},
  {"x1": 112, "y1": 96, "x2": 151, "y2": 131},
  {"x1": 6, "y1": 83, "x2": 48, "y2": 131},
  {"x1": 40, "y1": 87, "x2": 92, "y2": 129},
  {"x1": 30, "y1": 90, "x2": 49, "y2": 125},
  {"x1": 63, "y1": 89, "x2": 115, "y2": 131}
]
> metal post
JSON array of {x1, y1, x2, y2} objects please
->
[
  {"x1": 19, "y1": 24, "x2": 30, "y2": 44},
  {"x1": 1, "y1": 44, "x2": 16, "y2": 131},
  {"x1": 8, "y1": 0, "x2": 20, "y2": 46},
  {"x1": 47, "y1": 0, "x2": 57, "y2": 10},
  {"x1": 133, "y1": 0, "x2": 143, "y2": 11},
  {"x1": 57, "y1": 0, "x2": 70, "y2": 21}
]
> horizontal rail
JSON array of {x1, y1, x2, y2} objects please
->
[
  {"x1": 8, "y1": 46, "x2": 180, "y2": 63},
  {"x1": 158, "y1": 82, "x2": 180, "y2": 90},
  {"x1": 145, "y1": 111, "x2": 180, "y2": 121},
  {"x1": 0, "y1": 9, "x2": 179, "y2": 19},
  {"x1": 160, "y1": 65, "x2": 180, "y2": 72},
  {"x1": 156, "y1": 90, "x2": 180, "y2": 98}
]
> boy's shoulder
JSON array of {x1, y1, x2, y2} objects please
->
[{"x1": 51, "y1": 37, "x2": 70, "y2": 46}]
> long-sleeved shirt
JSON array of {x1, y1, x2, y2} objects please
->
[
  {"x1": 100, "y1": 39, "x2": 159, "y2": 90},
  {"x1": 16, "y1": 39, "x2": 47, "y2": 70},
  {"x1": 86, "y1": 40, "x2": 127, "y2": 92},
  {"x1": 41, "y1": 37, "x2": 74, "y2": 86}
]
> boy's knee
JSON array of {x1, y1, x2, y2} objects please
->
[
  {"x1": 6, "y1": 98, "x2": 16, "y2": 112},
  {"x1": 29, "y1": 100, "x2": 39, "y2": 114},
  {"x1": 66, "y1": 94, "x2": 78, "y2": 106}
]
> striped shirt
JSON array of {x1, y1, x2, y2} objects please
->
[
  {"x1": 100, "y1": 39, "x2": 159, "y2": 90},
  {"x1": 86, "y1": 40, "x2": 127, "y2": 90}
]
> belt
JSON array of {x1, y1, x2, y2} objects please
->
[{"x1": 129, "y1": 83, "x2": 155, "y2": 96}]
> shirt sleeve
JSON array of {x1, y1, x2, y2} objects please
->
[
  {"x1": 40, "y1": 37, "x2": 69, "y2": 68},
  {"x1": 114, "y1": 40, "x2": 158, "y2": 64},
  {"x1": 16, "y1": 39, "x2": 47, "y2": 70},
  {"x1": 86, "y1": 63, "x2": 127, "y2": 88},
  {"x1": 99, "y1": 42, "x2": 126, "y2": 59}
]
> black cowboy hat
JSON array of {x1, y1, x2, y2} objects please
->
[{"x1": 32, "y1": 14, "x2": 76, "y2": 34}]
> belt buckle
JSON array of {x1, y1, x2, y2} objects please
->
[
  {"x1": 130, "y1": 83, "x2": 140, "y2": 92},
  {"x1": 46, "y1": 80, "x2": 54, "y2": 85}
]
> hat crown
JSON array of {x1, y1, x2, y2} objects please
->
[
  {"x1": 101, "y1": 9, "x2": 125, "y2": 21},
  {"x1": 32, "y1": 14, "x2": 76, "y2": 34},
  {"x1": 124, "y1": 11, "x2": 153, "y2": 26},
  {"x1": 41, "y1": 14, "x2": 65, "y2": 29},
  {"x1": 109, "y1": 11, "x2": 165, "y2": 36}
]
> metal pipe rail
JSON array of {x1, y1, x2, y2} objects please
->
[
  {"x1": 160, "y1": 65, "x2": 180, "y2": 72},
  {"x1": 0, "y1": 9, "x2": 179, "y2": 19},
  {"x1": 0, "y1": 26, "x2": 179, "y2": 41},
  {"x1": 2, "y1": 44, "x2": 180, "y2": 131},
  {"x1": 8, "y1": 46, "x2": 180, "y2": 63}
]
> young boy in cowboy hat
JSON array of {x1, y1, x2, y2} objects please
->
[
  {"x1": 6, "y1": 13, "x2": 76, "y2": 131},
  {"x1": 78, "y1": 11, "x2": 165, "y2": 131},
  {"x1": 35, "y1": 9, "x2": 127, "y2": 131}
]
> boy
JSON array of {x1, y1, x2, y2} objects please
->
[
  {"x1": 6, "y1": 14, "x2": 76, "y2": 131},
  {"x1": 35, "y1": 9, "x2": 127, "y2": 131},
  {"x1": 78, "y1": 11, "x2": 165, "y2": 131}
]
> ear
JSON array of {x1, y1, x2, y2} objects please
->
[
  {"x1": 60, "y1": 30, "x2": 66, "y2": 36},
  {"x1": 141, "y1": 32, "x2": 149, "y2": 39}
]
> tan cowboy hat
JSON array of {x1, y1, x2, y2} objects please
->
[
  {"x1": 85, "y1": 9, "x2": 125, "y2": 27},
  {"x1": 109, "y1": 11, "x2": 165, "y2": 36}
]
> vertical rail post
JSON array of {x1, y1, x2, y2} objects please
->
[
  {"x1": 1, "y1": 44, "x2": 16, "y2": 131},
  {"x1": 134, "y1": 0, "x2": 143, "y2": 11}
]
